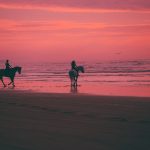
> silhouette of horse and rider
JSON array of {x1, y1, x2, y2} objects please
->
[
  {"x1": 0, "y1": 59, "x2": 84, "y2": 88},
  {"x1": 69, "y1": 60, "x2": 84, "y2": 87},
  {"x1": 0, "y1": 60, "x2": 22, "y2": 87}
]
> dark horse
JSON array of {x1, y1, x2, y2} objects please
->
[{"x1": 0, "y1": 66, "x2": 22, "y2": 87}]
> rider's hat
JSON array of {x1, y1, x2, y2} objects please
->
[{"x1": 72, "y1": 60, "x2": 76, "y2": 63}]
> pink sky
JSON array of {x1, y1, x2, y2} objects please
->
[{"x1": 0, "y1": 0, "x2": 150, "y2": 62}]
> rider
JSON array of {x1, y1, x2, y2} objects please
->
[
  {"x1": 5, "y1": 60, "x2": 12, "y2": 70},
  {"x1": 71, "y1": 60, "x2": 79, "y2": 76}
]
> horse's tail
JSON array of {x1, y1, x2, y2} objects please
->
[{"x1": 0, "y1": 69, "x2": 4, "y2": 78}]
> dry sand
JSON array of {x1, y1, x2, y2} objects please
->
[{"x1": 0, "y1": 90, "x2": 150, "y2": 150}]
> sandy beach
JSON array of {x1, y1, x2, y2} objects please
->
[{"x1": 0, "y1": 90, "x2": 150, "y2": 150}]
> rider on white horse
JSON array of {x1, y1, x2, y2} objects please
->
[{"x1": 71, "y1": 60, "x2": 79, "y2": 76}]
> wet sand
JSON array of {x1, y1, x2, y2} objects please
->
[{"x1": 0, "y1": 91, "x2": 150, "y2": 150}]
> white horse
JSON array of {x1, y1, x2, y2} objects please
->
[{"x1": 69, "y1": 66, "x2": 84, "y2": 86}]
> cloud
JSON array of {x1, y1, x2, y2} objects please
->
[
  {"x1": 0, "y1": 20, "x2": 107, "y2": 34},
  {"x1": 0, "y1": 0, "x2": 150, "y2": 13},
  {"x1": 0, "y1": 19, "x2": 150, "y2": 35}
]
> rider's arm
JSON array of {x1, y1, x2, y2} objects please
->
[{"x1": 9, "y1": 64, "x2": 12, "y2": 68}]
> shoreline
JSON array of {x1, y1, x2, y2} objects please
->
[{"x1": 1, "y1": 88, "x2": 150, "y2": 99}]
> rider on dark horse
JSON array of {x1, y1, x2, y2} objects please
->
[
  {"x1": 71, "y1": 60, "x2": 79, "y2": 76},
  {"x1": 5, "y1": 60, "x2": 12, "y2": 74}
]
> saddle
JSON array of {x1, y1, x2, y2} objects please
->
[{"x1": 4, "y1": 69, "x2": 11, "y2": 76}]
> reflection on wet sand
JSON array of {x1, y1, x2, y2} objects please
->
[{"x1": 70, "y1": 86, "x2": 78, "y2": 94}]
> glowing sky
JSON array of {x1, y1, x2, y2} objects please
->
[{"x1": 0, "y1": 0, "x2": 150, "y2": 62}]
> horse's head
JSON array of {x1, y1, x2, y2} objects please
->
[
  {"x1": 77, "y1": 66, "x2": 85, "y2": 73},
  {"x1": 15, "y1": 66, "x2": 22, "y2": 74}
]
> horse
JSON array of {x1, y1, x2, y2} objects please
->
[
  {"x1": 0, "y1": 66, "x2": 22, "y2": 87},
  {"x1": 69, "y1": 66, "x2": 84, "y2": 87}
]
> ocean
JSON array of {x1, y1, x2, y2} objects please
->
[{"x1": 1, "y1": 59, "x2": 150, "y2": 97}]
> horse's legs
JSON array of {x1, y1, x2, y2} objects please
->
[
  {"x1": 75, "y1": 81, "x2": 77, "y2": 87},
  {"x1": 8, "y1": 81, "x2": 13, "y2": 85},
  {"x1": 71, "y1": 78, "x2": 75, "y2": 87},
  {"x1": 73, "y1": 78, "x2": 76, "y2": 87},
  {"x1": 12, "y1": 79, "x2": 15, "y2": 87},
  {"x1": 70, "y1": 78, "x2": 73, "y2": 86},
  {"x1": 75, "y1": 77, "x2": 78, "y2": 87},
  {"x1": 1, "y1": 78, "x2": 6, "y2": 87},
  {"x1": 9, "y1": 77, "x2": 15, "y2": 87},
  {"x1": 12, "y1": 82, "x2": 15, "y2": 87}
]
